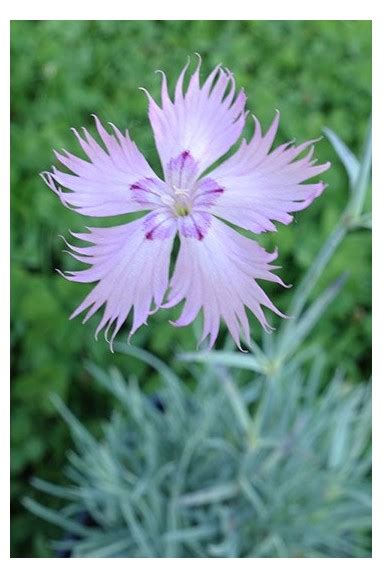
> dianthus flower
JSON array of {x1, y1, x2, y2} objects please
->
[{"x1": 42, "y1": 58, "x2": 330, "y2": 350}]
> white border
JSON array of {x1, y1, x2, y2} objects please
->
[
  {"x1": 2, "y1": 10, "x2": 10, "y2": 565},
  {"x1": 4, "y1": 3, "x2": 380, "y2": 575},
  {"x1": 6, "y1": 2, "x2": 376, "y2": 20}
]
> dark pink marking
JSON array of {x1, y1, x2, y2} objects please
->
[
  {"x1": 193, "y1": 178, "x2": 224, "y2": 209},
  {"x1": 130, "y1": 177, "x2": 167, "y2": 206},
  {"x1": 143, "y1": 209, "x2": 176, "y2": 240},
  {"x1": 167, "y1": 150, "x2": 199, "y2": 190},
  {"x1": 178, "y1": 212, "x2": 211, "y2": 240},
  {"x1": 205, "y1": 187, "x2": 224, "y2": 194}
]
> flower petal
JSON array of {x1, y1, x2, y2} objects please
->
[
  {"x1": 177, "y1": 211, "x2": 212, "y2": 240},
  {"x1": 130, "y1": 177, "x2": 170, "y2": 209},
  {"x1": 143, "y1": 58, "x2": 247, "y2": 178},
  {"x1": 61, "y1": 216, "x2": 175, "y2": 349},
  {"x1": 208, "y1": 112, "x2": 331, "y2": 234},
  {"x1": 192, "y1": 177, "x2": 224, "y2": 209},
  {"x1": 167, "y1": 150, "x2": 199, "y2": 190},
  {"x1": 41, "y1": 116, "x2": 158, "y2": 217},
  {"x1": 165, "y1": 217, "x2": 286, "y2": 349},
  {"x1": 143, "y1": 208, "x2": 178, "y2": 240}
]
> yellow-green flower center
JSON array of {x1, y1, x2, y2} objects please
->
[
  {"x1": 173, "y1": 189, "x2": 192, "y2": 217},
  {"x1": 175, "y1": 205, "x2": 190, "y2": 217}
]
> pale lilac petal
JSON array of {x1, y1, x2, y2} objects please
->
[
  {"x1": 143, "y1": 58, "x2": 247, "y2": 178},
  {"x1": 166, "y1": 150, "x2": 199, "y2": 190},
  {"x1": 209, "y1": 112, "x2": 331, "y2": 234},
  {"x1": 177, "y1": 211, "x2": 212, "y2": 240},
  {"x1": 143, "y1": 208, "x2": 178, "y2": 240},
  {"x1": 130, "y1": 177, "x2": 170, "y2": 208},
  {"x1": 61, "y1": 216, "x2": 175, "y2": 349},
  {"x1": 165, "y1": 217, "x2": 286, "y2": 349},
  {"x1": 192, "y1": 177, "x2": 224, "y2": 209},
  {"x1": 41, "y1": 116, "x2": 158, "y2": 217}
]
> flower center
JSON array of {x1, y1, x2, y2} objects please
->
[
  {"x1": 130, "y1": 151, "x2": 224, "y2": 242},
  {"x1": 172, "y1": 188, "x2": 192, "y2": 217}
]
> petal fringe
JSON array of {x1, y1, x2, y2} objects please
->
[
  {"x1": 63, "y1": 217, "x2": 175, "y2": 350},
  {"x1": 209, "y1": 112, "x2": 330, "y2": 234},
  {"x1": 42, "y1": 116, "x2": 160, "y2": 217},
  {"x1": 143, "y1": 57, "x2": 247, "y2": 179},
  {"x1": 165, "y1": 217, "x2": 287, "y2": 350}
]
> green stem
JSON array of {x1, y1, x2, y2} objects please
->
[
  {"x1": 347, "y1": 116, "x2": 372, "y2": 219},
  {"x1": 280, "y1": 117, "x2": 371, "y2": 334},
  {"x1": 287, "y1": 224, "x2": 347, "y2": 321}
]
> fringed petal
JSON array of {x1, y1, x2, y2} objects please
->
[
  {"x1": 41, "y1": 116, "x2": 160, "y2": 217},
  {"x1": 61, "y1": 216, "x2": 175, "y2": 350},
  {"x1": 165, "y1": 217, "x2": 287, "y2": 350},
  {"x1": 209, "y1": 112, "x2": 331, "y2": 234},
  {"x1": 143, "y1": 58, "x2": 247, "y2": 178}
]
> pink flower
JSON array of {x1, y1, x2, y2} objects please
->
[{"x1": 41, "y1": 58, "x2": 330, "y2": 351}]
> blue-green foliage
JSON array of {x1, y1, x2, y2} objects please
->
[
  {"x1": 11, "y1": 20, "x2": 371, "y2": 556},
  {"x1": 25, "y1": 345, "x2": 371, "y2": 558}
]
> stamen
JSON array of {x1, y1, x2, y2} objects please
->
[
  {"x1": 172, "y1": 189, "x2": 192, "y2": 216},
  {"x1": 175, "y1": 206, "x2": 190, "y2": 217},
  {"x1": 160, "y1": 194, "x2": 175, "y2": 208},
  {"x1": 174, "y1": 188, "x2": 189, "y2": 197}
]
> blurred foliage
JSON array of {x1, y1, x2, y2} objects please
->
[{"x1": 11, "y1": 20, "x2": 371, "y2": 557}]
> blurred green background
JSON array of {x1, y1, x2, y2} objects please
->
[{"x1": 11, "y1": 20, "x2": 371, "y2": 557}]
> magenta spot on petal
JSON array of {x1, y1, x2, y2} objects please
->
[
  {"x1": 178, "y1": 212, "x2": 211, "y2": 240},
  {"x1": 193, "y1": 178, "x2": 224, "y2": 210},
  {"x1": 130, "y1": 177, "x2": 167, "y2": 206},
  {"x1": 143, "y1": 209, "x2": 176, "y2": 240},
  {"x1": 167, "y1": 151, "x2": 199, "y2": 191},
  {"x1": 179, "y1": 151, "x2": 188, "y2": 174}
]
